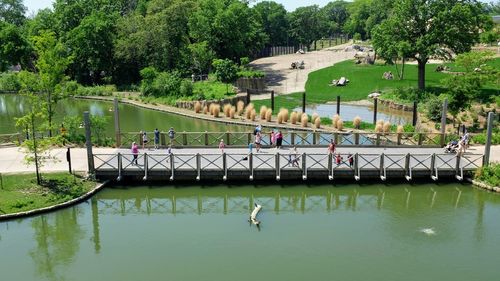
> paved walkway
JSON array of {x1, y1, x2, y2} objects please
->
[
  {"x1": 249, "y1": 43, "x2": 356, "y2": 98},
  {"x1": 1, "y1": 145, "x2": 497, "y2": 174}
]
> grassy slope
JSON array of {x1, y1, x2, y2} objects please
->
[
  {"x1": 254, "y1": 58, "x2": 500, "y2": 111},
  {"x1": 0, "y1": 173, "x2": 95, "y2": 215}
]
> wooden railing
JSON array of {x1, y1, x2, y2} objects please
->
[
  {"x1": 118, "y1": 131, "x2": 452, "y2": 148},
  {"x1": 93, "y1": 152, "x2": 483, "y2": 182},
  {"x1": 0, "y1": 133, "x2": 23, "y2": 145}
]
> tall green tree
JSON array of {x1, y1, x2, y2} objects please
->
[
  {"x1": 66, "y1": 11, "x2": 117, "y2": 84},
  {"x1": 32, "y1": 31, "x2": 73, "y2": 136},
  {"x1": 321, "y1": 1, "x2": 350, "y2": 36},
  {"x1": 373, "y1": 0, "x2": 490, "y2": 91},
  {"x1": 189, "y1": 0, "x2": 266, "y2": 60},
  {"x1": 0, "y1": 0, "x2": 26, "y2": 26},
  {"x1": 212, "y1": 58, "x2": 238, "y2": 94},
  {"x1": 253, "y1": 1, "x2": 289, "y2": 46},
  {"x1": 288, "y1": 5, "x2": 327, "y2": 48},
  {"x1": 0, "y1": 21, "x2": 30, "y2": 70}
]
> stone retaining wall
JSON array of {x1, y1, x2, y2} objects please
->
[
  {"x1": 175, "y1": 95, "x2": 247, "y2": 110},
  {"x1": 378, "y1": 99, "x2": 414, "y2": 112}
]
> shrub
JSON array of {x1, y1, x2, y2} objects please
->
[
  {"x1": 0, "y1": 72, "x2": 20, "y2": 92},
  {"x1": 260, "y1": 106, "x2": 268, "y2": 120},
  {"x1": 353, "y1": 116, "x2": 361, "y2": 129},
  {"x1": 290, "y1": 112, "x2": 298, "y2": 124},
  {"x1": 475, "y1": 163, "x2": 500, "y2": 187},
  {"x1": 194, "y1": 101, "x2": 201, "y2": 113},
  {"x1": 301, "y1": 114, "x2": 309, "y2": 127},
  {"x1": 237, "y1": 100, "x2": 245, "y2": 115},
  {"x1": 179, "y1": 80, "x2": 193, "y2": 97},
  {"x1": 424, "y1": 95, "x2": 444, "y2": 122},
  {"x1": 229, "y1": 106, "x2": 236, "y2": 119},
  {"x1": 250, "y1": 109, "x2": 256, "y2": 121},
  {"x1": 265, "y1": 109, "x2": 272, "y2": 122},
  {"x1": 223, "y1": 104, "x2": 231, "y2": 117},
  {"x1": 403, "y1": 124, "x2": 415, "y2": 132},
  {"x1": 336, "y1": 119, "x2": 343, "y2": 131},
  {"x1": 314, "y1": 117, "x2": 321, "y2": 129},
  {"x1": 77, "y1": 85, "x2": 116, "y2": 96}
]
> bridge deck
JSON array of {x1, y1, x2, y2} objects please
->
[{"x1": 93, "y1": 147, "x2": 483, "y2": 182}]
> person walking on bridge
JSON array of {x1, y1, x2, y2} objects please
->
[
  {"x1": 131, "y1": 142, "x2": 139, "y2": 165},
  {"x1": 154, "y1": 128, "x2": 160, "y2": 149},
  {"x1": 328, "y1": 139, "x2": 336, "y2": 154},
  {"x1": 219, "y1": 139, "x2": 225, "y2": 153}
]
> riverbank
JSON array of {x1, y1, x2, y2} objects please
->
[{"x1": 0, "y1": 172, "x2": 105, "y2": 219}]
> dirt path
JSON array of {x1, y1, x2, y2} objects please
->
[{"x1": 249, "y1": 43, "x2": 357, "y2": 99}]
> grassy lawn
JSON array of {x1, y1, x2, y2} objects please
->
[
  {"x1": 254, "y1": 58, "x2": 500, "y2": 111},
  {"x1": 0, "y1": 173, "x2": 96, "y2": 215}
]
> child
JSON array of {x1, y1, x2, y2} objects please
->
[
  {"x1": 348, "y1": 153, "x2": 353, "y2": 167},
  {"x1": 142, "y1": 131, "x2": 148, "y2": 149},
  {"x1": 219, "y1": 139, "x2": 225, "y2": 153},
  {"x1": 336, "y1": 153, "x2": 343, "y2": 166}
]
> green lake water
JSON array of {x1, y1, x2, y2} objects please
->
[
  {"x1": 0, "y1": 94, "x2": 246, "y2": 134},
  {"x1": 1, "y1": 183, "x2": 499, "y2": 281}
]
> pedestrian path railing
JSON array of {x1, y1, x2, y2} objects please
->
[
  {"x1": 118, "y1": 131, "x2": 454, "y2": 148},
  {"x1": 0, "y1": 133, "x2": 23, "y2": 145},
  {"x1": 93, "y1": 152, "x2": 483, "y2": 182}
]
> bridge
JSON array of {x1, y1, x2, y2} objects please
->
[{"x1": 92, "y1": 146, "x2": 484, "y2": 182}]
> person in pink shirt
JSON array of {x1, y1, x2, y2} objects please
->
[
  {"x1": 219, "y1": 139, "x2": 225, "y2": 153},
  {"x1": 131, "y1": 142, "x2": 139, "y2": 165},
  {"x1": 270, "y1": 131, "x2": 276, "y2": 147}
]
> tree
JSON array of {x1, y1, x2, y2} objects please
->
[
  {"x1": 0, "y1": 0, "x2": 26, "y2": 26},
  {"x1": 344, "y1": 0, "x2": 393, "y2": 40},
  {"x1": 32, "y1": 31, "x2": 73, "y2": 137},
  {"x1": 188, "y1": 41, "x2": 215, "y2": 75},
  {"x1": 0, "y1": 21, "x2": 31, "y2": 71},
  {"x1": 373, "y1": 0, "x2": 490, "y2": 91},
  {"x1": 65, "y1": 11, "x2": 117, "y2": 84},
  {"x1": 444, "y1": 51, "x2": 498, "y2": 119},
  {"x1": 253, "y1": 1, "x2": 289, "y2": 46},
  {"x1": 288, "y1": 5, "x2": 327, "y2": 48},
  {"x1": 212, "y1": 59, "x2": 238, "y2": 94},
  {"x1": 321, "y1": 1, "x2": 350, "y2": 36},
  {"x1": 189, "y1": 0, "x2": 266, "y2": 60},
  {"x1": 14, "y1": 71, "x2": 53, "y2": 185},
  {"x1": 372, "y1": 22, "x2": 412, "y2": 79}
]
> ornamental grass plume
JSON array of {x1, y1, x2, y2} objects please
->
[
  {"x1": 245, "y1": 103, "x2": 254, "y2": 120},
  {"x1": 203, "y1": 105, "x2": 208, "y2": 114},
  {"x1": 311, "y1": 112, "x2": 319, "y2": 124},
  {"x1": 265, "y1": 109, "x2": 273, "y2": 122},
  {"x1": 277, "y1": 112, "x2": 284, "y2": 124},
  {"x1": 332, "y1": 114, "x2": 340, "y2": 129},
  {"x1": 314, "y1": 117, "x2": 321, "y2": 129},
  {"x1": 397, "y1": 125, "x2": 404, "y2": 134},
  {"x1": 301, "y1": 114, "x2": 309, "y2": 127},
  {"x1": 223, "y1": 104, "x2": 231, "y2": 117},
  {"x1": 336, "y1": 119, "x2": 343, "y2": 131},
  {"x1": 209, "y1": 103, "x2": 214, "y2": 115},
  {"x1": 229, "y1": 106, "x2": 236, "y2": 119},
  {"x1": 194, "y1": 101, "x2": 201, "y2": 113},
  {"x1": 377, "y1": 119, "x2": 385, "y2": 128},
  {"x1": 213, "y1": 104, "x2": 220, "y2": 118},
  {"x1": 237, "y1": 100, "x2": 245, "y2": 116},
  {"x1": 280, "y1": 108, "x2": 289, "y2": 122},
  {"x1": 383, "y1": 121, "x2": 391, "y2": 133},
  {"x1": 375, "y1": 123, "x2": 383, "y2": 133},
  {"x1": 353, "y1": 116, "x2": 362, "y2": 129},
  {"x1": 250, "y1": 109, "x2": 256, "y2": 121},
  {"x1": 260, "y1": 106, "x2": 268, "y2": 120},
  {"x1": 290, "y1": 111, "x2": 298, "y2": 124}
]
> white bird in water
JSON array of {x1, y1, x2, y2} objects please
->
[{"x1": 420, "y1": 228, "x2": 436, "y2": 235}]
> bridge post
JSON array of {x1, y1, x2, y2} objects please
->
[
  {"x1": 336, "y1": 96, "x2": 340, "y2": 115},
  {"x1": 312, "y1": 131, "x2": 317, "y2": 145},
  {"x1": 226, "y1": 132, "x2": 230, "y2": 146},
  {"x1": 404, "y1": 153, "x2": 410, "y2": 180},
  {"x1": 117, "y1": 153, "x2": 122, "y2": 181},
  {"x1": 275, "y1": 152, "x2": 280, "y2": 181},
  {"x1": 380, "y1": 153, "x2": 385, "y2": 181},
  {"x1": 354, "y1": 153, "x2": 359, "y2": 181},
  {"x1": 328, "y1": 153, "x2": 333, "y2": 180},
  {"x1": 302, "y1": 153, "x2": 307, "y2": 180},
  {"x1": 484, "y1": 112, "x2": 495, "y2": 166},
  {"x1": 113, "y1": 98, "x2": 121, "y2": 147},
  {"x1": 222, "y1": 153, "x2": 227, "y2": 181},
  {"x1": 271, "y1": 90, "x2": 275, "y2": 111},
  {"x1": 412, "y1": 101, "x2": 418, "y2": 127},
  {"x1": 205, "y1": 131, "x2": 209, "y2": 146},
  {"x1": 169, "y1": 153, "x2": 175, "y2": 181},
  {"x1": 182, "y1": 132, "x2": 187, "y2": 146},
  {"x1": 143, "y1": 153, "x2": 148, "y2": 180},
  {"x1": 440, "y1": 99, "x2": 448, "y2": 146},
  {"x1": 376, "y1": 133, "x2": 380, "y2": 147},
  {"x1": 354, "y1": 132, "x2": 359, "y2": 145},
  {"x1": 455, "y1": 154, "x2": 462, "y2": 180},
  {"x1": 373, "y1": 98, "x2": 378, "y2": 124},
  {"x1": 418, "y1": 133, "x2": 424, "y2": 146},
  {"x1": 291, "y1": 132, "x2": 295, "y2": 145},
  {"x1": 302, "y1": 92, "x2": 306, "y2": 113},
  {"x1": 83, "y1": 111, "x2": 95, "y2": 175},
  {"x1": 247, "y1": 132, "x2": 252, "y2": 145},
  {"x1": 196, "y1": 153, "x2": 201, "y2": 181},
  {"x1": 430, "y1": 153, "x2": 436, "y2": 180},
  {"x1": 334, "y1": 132, "x2": 339, "y2": 145},
  {"x1": 249, "y1": 152, "x2": 254, "y2": 180}
]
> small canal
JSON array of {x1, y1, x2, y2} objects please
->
[{"x1": 0, "y1": 183, "x2": 498, "y2": 281}]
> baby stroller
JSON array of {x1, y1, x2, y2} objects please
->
[{"x1": 444, "y1": 140, "x2": 459, "y2": 153}]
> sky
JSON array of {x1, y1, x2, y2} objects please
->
[{"x1": 24, "y1": 0, "x2": 496, "y2": 14}]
